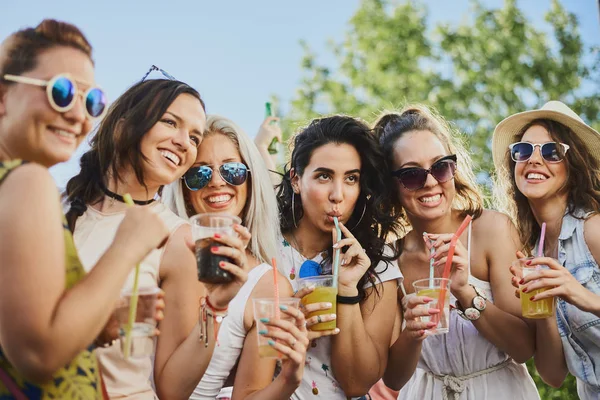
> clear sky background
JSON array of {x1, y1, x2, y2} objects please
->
[{"x1": 1, "y1": 0, "x2": 598, "y2": 188}]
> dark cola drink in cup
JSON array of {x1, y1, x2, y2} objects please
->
[{"x1": 191, "y1": 213, "x2": 242, "y2": 284}]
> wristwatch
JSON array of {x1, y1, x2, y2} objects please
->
[{"x1": 455, "y1": 285, "x2": 487, "y2": 321}]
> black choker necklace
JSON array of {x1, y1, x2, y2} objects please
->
[{"x1": 101, "y1": 186, "x2": 155, "y2": 206}]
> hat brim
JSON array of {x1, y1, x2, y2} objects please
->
[{"x1": 492, "y1": 109, "x2": 600, "y2": 171}]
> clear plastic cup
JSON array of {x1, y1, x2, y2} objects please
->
[
  {"x1": 412, "y1": 278, "x2": 451, "y2": 335},
  {"x1": 115, "y1": 286, "x2": 159, "y2": 358},
  {"x1": 252, "y1": 297, "x2": 300, "y2": 359},
  {"x1": 513, "y1": 257, "x2": 555, "y2": 319},
  {"x1": 190, "y1": 213, "x2": 242, "y2": 284},
  {"x1": 297, "y1": 275, "x2": 337, "y2": 331}
]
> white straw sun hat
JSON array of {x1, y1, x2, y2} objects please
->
[{"x1": 492, "y1": 100, "x2": 600, "y2": 170}]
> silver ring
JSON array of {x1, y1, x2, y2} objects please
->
[{"x1": 317, "y1": 315, "x2": 322, "y2": 324}]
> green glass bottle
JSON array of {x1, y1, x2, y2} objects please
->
[{"x1": 265, "y1": 102, "x2": 279, "y2": 155}]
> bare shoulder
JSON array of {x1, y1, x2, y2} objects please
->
[
  {"x1": 160, "y1": 223, "x2": 195, "y2": 279},
  {"x1": 0, "y1": 163, "x2": 61, "y2": 221},
  {"x1": 471, "y1": 209, "x2": 520, "y2": 252},
  {"x1": 584, "y1": 214, "x2": 600, "y2": 262},
  {"x1": 472, "y1": 209, "x2": 514, "y2": 231},
  {"x1": 252, "y1": 266, "x2": 293, "y2": 299}
]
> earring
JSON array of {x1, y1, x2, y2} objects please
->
[
  {"x1": 292, "y1": 192, "x2": 298, "y2": 229},
  {"x1": 349, "y1": 202, "x2": 367, "y2": 231}
]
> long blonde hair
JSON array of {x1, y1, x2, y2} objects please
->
[
  {"x1": 374, "y1": 104, "x2": 484, "y2": 236},
  {"x1": 162, "y1": 115, "x2": 279, "y2": 264}
]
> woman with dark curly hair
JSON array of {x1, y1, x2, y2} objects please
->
[
  {"x1": 494, "y1": 101, "x2": 600, "y2": 399},
  {"x1": 378, "y1": 105, "x2": 538, "y2": 400},
  {"x1": 275, "y1": 115, "x2": 402, "y2": 399}
]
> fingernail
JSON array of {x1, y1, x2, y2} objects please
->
[
  {"x1": 428, "y1": 309, "x2": 440, "y2": 314},
  {"x1": 279, "y1": 305, "x2": 288, "y2": 311},
  {"x1": 267, "y1": 339, "x2": 276, "y2": 346},
  {"x1": 260, "y1": 318, "x2": 269, "y2": 323},
  {"x1": 214, "y1": 233, "x2": 221, "y2": 239},
  {"x1": 423, "y1": 297, "x2": 433, "y2": 303},
  {"x1": 330, "y1": 313, "x2": 337, "y2": 319},
  {"x1": 427, "y1": 322, "x2": 437, "y2": 328},
  {"x1": 324, "y1": 302, "x2": 332, "y2": 308},
  {"x1": 211, "y1": 246, "x2": 219, "y2": 252},
  {"x1": 219, "y1": 261, "x2": 225, "y2": 267},
  {"x1": 522, "y1": 287, "x2": 528, "y2": 293},
  {"x1": 333, "y1": 328, "x2": 340, "y2": 334},
  {"x1": 333, "y1": 243, "x2": 339, "y2": 249},
  {"x1": 530, "y1": 296, "x2": 536, "y2": 301},
  {"x1": 519, "y1": 279, "x2": 524, "y2": 285},
  {"x1": 258, "y1": 329, "x2": 268, "y2": 335},
  {"x1": 526, "y1": 260, "x2": 532, "y2": 265},
  {"x1": 341, "y1": 259, "x2": 347, "y2": 266}
]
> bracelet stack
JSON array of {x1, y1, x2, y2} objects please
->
[{"x1": 199, "y1": 296, "x2": 228, "y2": 347}]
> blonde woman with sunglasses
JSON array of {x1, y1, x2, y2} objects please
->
[
  {"x1": 494, "y1": 101, "x2": 600, "y2": 399},
  {"x1": 162, "y1": 115, "x2": 309, "y2": 400},
  {"x1": 0, "y1": 20, "x2": 169, "y2": 398}
]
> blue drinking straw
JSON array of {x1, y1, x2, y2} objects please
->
[{"x1": 333, "y1": 217, "x2": 342, "y2": 289}]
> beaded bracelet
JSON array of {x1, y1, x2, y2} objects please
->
[{"x1": 199, "y1": 296, "x2": 228, "y2": 347}]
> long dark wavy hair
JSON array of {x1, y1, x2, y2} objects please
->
[
  {"x1": 64, "y1": 79, "x2": 205, "y2": 231},
  {"x1": 276, "y1": 115, "x2": 401, "y2": 301},
  {"x1": 494, "y1": 119, "x2": 600, "y2": 254},
  {"x1": 374, "y1": 104, "x2": 484, "y2": 239}
]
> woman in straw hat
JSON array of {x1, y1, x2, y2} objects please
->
[{"x1": 493, "y1": 100, "x2": 600, "y2": 399}]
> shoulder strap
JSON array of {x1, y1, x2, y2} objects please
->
[
  {"x1": 0, "y1": 367, "x2": 28, "y2": 400},
  {"x1": 0, "y1": 160, "x2": 26, "y2": 187},
  {"x1": 467, "y1": 219, "x2": 473, "y2": 276}
]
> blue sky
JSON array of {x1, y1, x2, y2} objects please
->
[{"x1": 1, "y1": 0, "x2": 598, "y2": 187}]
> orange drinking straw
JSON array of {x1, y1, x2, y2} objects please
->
[
  {"x1": 436, "y1": 214, "x2": 473, "y2": 314},
  {"x1": 272, "y1": 258, "x2": 280, "y2": 319}
]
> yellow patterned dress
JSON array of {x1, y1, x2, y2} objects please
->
[{"x1": 0, "y1": 160, "x2": 104, "y2": 399}]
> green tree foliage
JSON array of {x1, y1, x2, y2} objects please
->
[
  {"x1": 282, "y1": 0, "x2": 599, "y2": 188},
  {"x1": 281, "y1": 0, "x2": 597, "y2": 396}
]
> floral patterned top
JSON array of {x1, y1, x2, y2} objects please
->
[
  {"x1": 0, "y1": 160, "x2": 103, "y2": 400},
  {"x1": 277, "y1": 236, "x2": 402, "y2": 399}
]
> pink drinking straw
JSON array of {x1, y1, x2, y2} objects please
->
[
  {"x1": 537, "y1": 222, "x2": 547, "y2": 258},
  {"x1": 436, "y1": 214, "x2": 473, "y2": 315}
]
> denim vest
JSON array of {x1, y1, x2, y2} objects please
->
[{"x1": 543, "y1": 209, "x2": 600, "y2": 399}]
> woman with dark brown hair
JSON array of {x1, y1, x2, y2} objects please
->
[
  {"x1": 64, "y1": 78, "x2": 250, "y2": 399},
  {"x1": 493, "y1": 101, "x2": 600, "y2": 399},
  {"x1": 0, "y1": 20, "x2": 169, "y2": 398}
]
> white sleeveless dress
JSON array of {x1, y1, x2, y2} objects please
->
[{"x1": 397, "y1": 223, "x2": 539, "y2": 400}]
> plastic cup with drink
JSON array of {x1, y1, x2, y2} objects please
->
[
  {"x1": 115, "y1": 286, "x2": 160, "y2": 358},
  {"x1": 297, "y1": 275, "x2": 337, "y2": 331},
  {"x1": 514, "y1": 257, "x2": 556, "y2": 319},
  {"x1": 413, "y1": 277, "x2": 452, "y2": 335},
  {"x1": 191, "y1": 213, "x2": 241, "y2": 284},
  {"x1": 253, "y1": 297, "x2": 301, "y2": 358}
]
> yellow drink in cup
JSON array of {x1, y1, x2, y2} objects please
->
[
  {"x1": 252, "y1": 297, "x2": 300, "y2": 359},
  {"x1": 413, "y1": 278, "x2": 451, "y2": 335},
  {"x1": 297, "y1": 275, "x2": 337, "y2": 331},
  {"x1": 513, "y1": 258, "x2": 555, "y2": 319}
]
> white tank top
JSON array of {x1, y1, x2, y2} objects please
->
[
  {"x1": 190, "y1": 262, "x2": 273, "y2": 400},
  {"x1": 74, "y1": 201, "x2": 187, "y2": 400}
]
